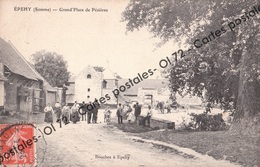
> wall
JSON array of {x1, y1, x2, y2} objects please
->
[
  {"x1": 45, "y1": 90, "x2": 57, "y2": 106},
  {"x1": 66, "y1": 94, "x2": 74, "y2": 104},
  {"x1": 102, "y1": 88, "x2": 117, "y2": 104},
  {"x1": 4, "y1": 74, "x2": 42, "y2": 113},
  {"x1": 103, "y1": 79, "x2": 116, "y2": 89},
  {"x1": 74, "y1": 67, "x2": 102, "y2": 102},
  {"x1": 137, "y1": 88, "x2": 158, "y2": 105},
  {"x1": 4, "y1": 81, "x2": 17, "y2": 111}
]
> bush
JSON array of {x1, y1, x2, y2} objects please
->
[{"x1": 181, "y1": 113, "x2": 229, "y2": 131}]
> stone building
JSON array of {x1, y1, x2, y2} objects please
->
[
  {"x1": 66, "y1": 65, "x2": 122, "y2": 104},
  {"x1": 73, "y1": 65, "x2": 103, "y2": 103},
  {"x1": 118, "y1": 79, "x2": 169, "y2": 106},
  {"x1": 66, "y1": 65, "x2": 170, "y2": 106},
  {"x1": 0, "y1": 38, "x2": 59, "y2": 115}
]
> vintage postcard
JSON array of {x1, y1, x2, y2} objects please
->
[{"x1": 0, "y1": 0, "x2": 259, "y2": 167}]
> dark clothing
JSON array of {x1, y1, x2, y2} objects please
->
[
  {"x1": 118, "y1": 115, "x2": 123, "y2": 124},
  {"x1": 71, "y1": 111, "x2": 80, "y2": 123},
  {"x1": 158, "y1": 102, "x2": 164, "y2": 114},
  {"x1": 55, "y1": 108, "x2": 62, "y2": 121},
  {"x1": 135, "y1": 115, "x2": 139, "y2": 122},
  {"x1": 92, "y1": 99, "x2": 100, "y2": 123},
  {"x1": 92, "y1": 108, "x2": 98, "y2": 123},
  {"x1": 87, "y1": 111, "x2": 92, "y2": 123},
  {"x1": 143, "y1": 116, "x2": 151, "y2": 126},
  {"x1": 134, "y1": 105, "x2": 141, "y2": 116},
  {"x1": 70, "y1": 105, "x2": 80, "y2": 123},
  {"x1": 81, "y1": 113, "x2": 86, "y2": 121},
  {"x1": 44, "y1": 111, "x2": 53, "y2": 123},
  {"x1": 62, "y1": 114, "x2": 70, "y2": 124},
  {"x1": 117, "y1": 107, "x2": 123, "y2": 124},
  {"x1": 134, "y1": 104, "x2": 141, "y2": 123},
  {"x1": 166, "y1": 105, "x2": 171, "y2": 113},
  {"x1": 80, "y1": 104, "x2": 87, "y2": 121}
]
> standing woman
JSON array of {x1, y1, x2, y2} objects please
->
[
  {"x1": 54, "y1": 102, "x2": 62, "y2": 122},
  {"x1": 44, "y1": 103, "x2": 54, "y2": 123},
  {"x1": 71, "y1": 101, "x2": 80, "y2": 124},
  {"x1": 122, "y1": 101, "x2": 129, "y2": 120},
  {"x1": 62, "y1": 103, "x2": 70, "y2": 124}
]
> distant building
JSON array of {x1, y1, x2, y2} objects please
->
[
  {"x1": 66, "y1": 65, "x2": 121, "y2": 104},
  {"x1": 0, "y1": 38, "x2": 59, "y2": 115},
  {"x1": 118, "y1": 79, "x2": 169, "y2": 106},
  {"x1": 73, "y1": 65, "x2": 103, "y2": 103},
  {"x1": 65, "y1": 76, "x2": 76, "y2": 105},
  {"x1": 66, "y1": 65, "x2": 170, "y2": 106}
]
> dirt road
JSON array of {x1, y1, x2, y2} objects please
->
[{"x1": 35, "y1": 121, "x2": 239, "y2": 167}]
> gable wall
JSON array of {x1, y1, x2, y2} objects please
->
[{"x1": 74, "y1": 67, "x2": 102, "y2": 102}]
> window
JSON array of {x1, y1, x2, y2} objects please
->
[
  {"x1": 87, "y1": 88, "x2": 90, "y2": 92},
  {"x1": 87, "y1": 74, "x2": 91, "y2": 79},
  {"x1": 87, "y1": 95, "x2": 90, "y2": 98},
  {"x1": 102, "y1": 80, "x2": 107, "y2": 89}
]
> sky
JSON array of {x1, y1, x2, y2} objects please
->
[{"x1": 0, "y1": 0, "x2": 178, "y2": 78}]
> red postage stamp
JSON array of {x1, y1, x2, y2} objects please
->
[{"x1": 0, "y1": 124, "x2": 35, "y2": 166}]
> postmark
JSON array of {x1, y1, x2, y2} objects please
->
[{"x1": 0, "y1": 124, "x2": 36, "y2": 166}]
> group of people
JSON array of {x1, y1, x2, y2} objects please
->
[
  {"x1": 44, "y1": 100, "x2": 100, "y2": 124},
  {"x1": 116, "y1": 102, "x2": 134, "y2": 124},
  {"x1": 78, "y1": 100, "x2": 100, "y2": 124},
  {"x1": 44, "y1": 100, "x2": 153, "y2": 127},
  {"x1": 156, "y1": 101, "x2": 172, "y2": 114},
  {"x1": 116, "y1": 102, "x2": 153, "y2": 126}
]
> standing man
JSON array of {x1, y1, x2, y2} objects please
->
[
  {"x1": 143, "y1": 105, "x2": 153, "y2": 127},
  {"x1": 92, "y1": 107, "x2": 97, "y2": 123},
  {"x1": 54, "y1": 101, "x2": 62, "y2": 122},
  {"x1": 116, "y1": 103, "x2": 123, "y2": 124},
  {"x1": 80, "y1": 101, "x2": 87, "y2": 121},
  {"x1": 87, "y1": 101, "x2": 93, "y2": 124},
  {"x1": 159, "y1": 101, "x2": 164, "y2": 114},
  {"x1": 92, "y1": 98, "x2": 100, "y2": 123},
  {"x1": 134, "y1": 102, "x2": 141, "y2": 123}
]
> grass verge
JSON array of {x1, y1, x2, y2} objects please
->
[{"x1": 112, "y1": 120, "x2": 260, "y2": 167}]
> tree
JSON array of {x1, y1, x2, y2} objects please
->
[
  {"x1": 122, "y1": 0, "x2": 260, "y2": 135},
  {"x1": 93, "y1": 66, "x2": 105, "y2": 72},
  {"x1": 31, "y1": 50, "x2": 70, "y2": 87},
  {"x1": 94, "y1": 66, "x2": 122, "y2": 79}
]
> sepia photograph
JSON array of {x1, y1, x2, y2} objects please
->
[{"x1": 0, "y1": 0, "x2": 259, "y2": 166}]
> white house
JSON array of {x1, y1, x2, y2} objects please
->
[
  {"x1": 73, "y1": 65, "x2": 103, "y2": 103},
  {"x1": 66, "y1": 65, "x2": 121, "y2": 104}
]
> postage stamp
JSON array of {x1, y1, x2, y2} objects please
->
[{"x1": 0, "y1": 124, "x2": 36, "y2": 166}]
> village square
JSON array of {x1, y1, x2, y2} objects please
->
[{"x1": 0, "y1": 0, "x2": 259, "y2": 167}]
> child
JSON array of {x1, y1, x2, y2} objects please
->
[
  {"x1": 127, "y1": 110, "x2": 134, "y2": 123},
  {"x1": 104, "y1": 107, "x2": 112, "y2": 124}
]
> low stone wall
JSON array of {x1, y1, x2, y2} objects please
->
[{"x1": 139, "y1": 116, "x2": 175, "y2": 129}]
